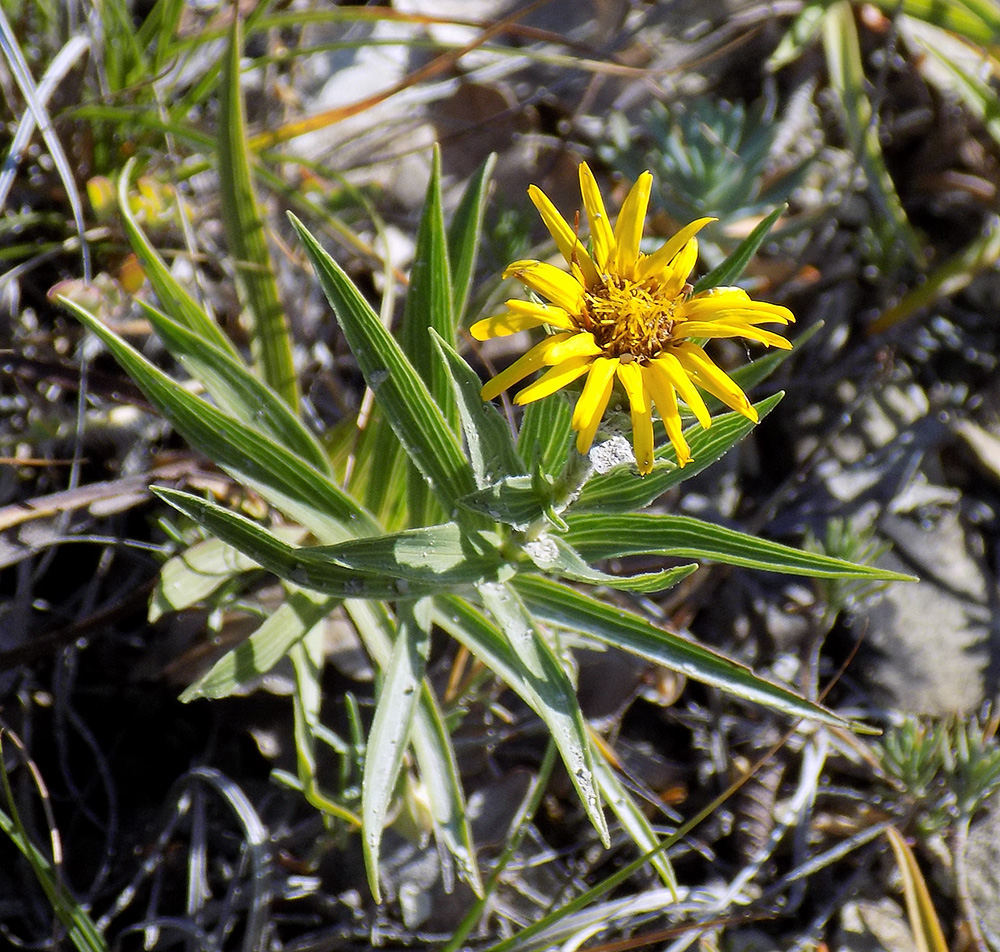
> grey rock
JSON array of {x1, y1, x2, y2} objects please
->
[{"x1": 856, "y1": 509, "x2": 998, "y2": 715}]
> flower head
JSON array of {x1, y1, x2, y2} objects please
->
[{"x1": 472, "y1": 162, "x2": 794, "y2": 475}]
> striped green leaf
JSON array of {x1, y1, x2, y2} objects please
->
[
  {"x1": 448, "y1": 153, "x2": 495, "y2": 319},
  {"x1": 432, "y1": 329, "x2": 525, "y2": 488},
  {"x1": 117, "y1": 159, "x2": 239, "y2": 359},
  {"x1": 514, "y1": 575, "x2": 857, "y2": 729},
  {"x1": 518, "y1": 392, "x2": 573, "y2": 477},
  {"x1": 291, "y1": 215, "x2": 478, "y2": 515},
  {"x1": 477, "y1": 581, "x2": 609, "y2": 845},
  {"x1": 182, "y1": 587, "x2": 337, "y2": 702},
  {"x1": 564, "y1": 512, "x2": 916, "y2": 581},
  {"x1": 218, "y1": 18, "x2": 298, "y2": 409},
  {"x1": 523, "y1": 535, "x2": 699, "y2": 593},
  {"x1": 154, "y1": 488, "x2": 507, "y2": 597},
  {"x1": 62, "y1": 297, "x2": 372, "y2": 543},
  {"x1": 362, "y1": 599, "x2": 432, "y2": 901},
  {"x1": 347, "y1": 600, "x2": 481, "y2": 897},
  {"x1": 139, "y1": 300, "x2": 331, "y2": 474},
  {"x1": 693, "y1": 205, "x2": 786, "y2": 294}
]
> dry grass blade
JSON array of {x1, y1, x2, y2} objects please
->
[{"x1": 884, "y1": 826, "x2": 949, "y2": 952}]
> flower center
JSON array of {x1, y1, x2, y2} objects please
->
[{"x1": 582, "y1": 276, "x2": 679, "y2": 360}]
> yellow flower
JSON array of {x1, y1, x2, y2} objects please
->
[{"x1": 472, "y1": 162, "x2": 795, "y2": 476}]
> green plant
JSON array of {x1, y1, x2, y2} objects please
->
[{"x1": 56, "y1": 139, "x2": 910, "y2": 907}]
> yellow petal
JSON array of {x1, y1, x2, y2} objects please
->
[
  {"x1": 673, "y1": 321, "x2": 793, "y2": 349},
  {"x1": 481, "y1": 331, "x2": 573, "y2": 401},
  {"x1": 573, "y1": 356, "x2": 619, "y2": 451},
  {"x1": 612, "y1": 171, "x2": 652, "y2": 278},
  {"x1": 579, "y1": 162, "x2": 615, "y2": 271},
  {"x1": 514, "y1": 355, "x2": 593, "y2": 404},
  {"x1": 617, "y1": 360, "x2": 653, "y2": 475},
  {"x1": 635, "y1": 217, "x2": 716, "y2": 282},
  {"x1": 641, "y1": 364, "x2": 692, "y2": 467},
  {"x1": 469, "y1": 312, "x2": 548, "y2": 340},
  {"x1": 546, "y1": 331, "x2": 603, "y2": 363},
  {"x1": 682, "y1": 293, "x2": 794, "y2": 324},
  {"x1": 504, "y1": 259, "x2": 585, "y2": 313},
  {"x1": 505, "y1": 299, "x2": 576, "y2": 330},
  {"x1": 673, "y1": 342, "x2": 758, "y2": 422},
  {"x1": 646, "y1": 353, "x2": 711, "y2": 429},
  {"x1": 658, "y1": 237, "x2": 699, "y2": 299},
  {"x1": 528, "y1": 185, "x2": 599, "y2": 286}
]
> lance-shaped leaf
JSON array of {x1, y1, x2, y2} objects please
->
[
  {"x1": 518, "y1": 392, "x2": 573, "y2": 477},
  {"x1": 477, "y1": 581, "x2": 609, "y2": 845},
  {"x1": 307, "y1": 521, "x2": 508, "y2": 586},
  {"x1": 458, "y1": 475, "x2": 549, "y2": 531},
  {"x1": 347, "y1": 600, "x2": 481, "y2": 897},
  {"x1": 139, "y1": 299, "x2": 331, "y2": 475},
  {"x1": 514, "y1": 575, "x2": 862, "y2": 729},
  {"x1": 362, "y1": 599, "x2": 432, "y2": 902},
  {"x1": 448, "y1": 153, "x2": 495, "y2": 319},
  {"x1": 182, "y1": 588, "x2": 337, "y2": 702},
  {"x1": 154, "y1": 488, "x2": 506, "y2": 598},
  {"x1": 522, "y1": 534, "x2": 699, "y2": 593},
  {"x1": 118, "y1": 158, "x2": 239, "y2": 359},
  {"x1": 564, "y1": 513, "x2": 916, "y2": 581},
  {"x1": 151, "y1": 536, "x2": 262, "y2": 622},
  {"x1": 432, "y1": 329, "x2": 524, "y2": 488},
  {"x1": 62, "y1": 298, "x2": 373, "y2": 543},
  {"x1": 290, "y1": 215, "x2": 477, "y2": 514},
  {"x1": 401, "y1": 148, "x2": 456, "y2": 524},
  {"x1": 573, "y1": 393, "x2": 783, "y2": 514},
  {"x1": 218, "y1": 17, "x2": 298, "y2": 409}
]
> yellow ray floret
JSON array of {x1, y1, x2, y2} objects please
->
[{"x1": 476, "y1": 161, "x2": 793, "y2": 475}]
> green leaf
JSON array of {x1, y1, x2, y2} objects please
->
[
  {"x1": 876, "y1": 0, "x2": 1000, "y2": 45},
  {"x1": 290, "y1": 215, "x2": 478, "y2": 514},
  {"x1": 62, "y1": 298, "x2": 372, "y2": 543},
  {"x1": 408, "y1": 678, "x2": 483, "y2": 897},
  {"x1": 307, "y1": 521, "x2": 507, "y2": 586},
  {"x1": 401, "y1": 148, "x2": 455, "y2": 524},
  {"x1": 118, "y1": 159, "x2": 239, "y2": 359},
  {"x1": 154, "y1": 488, "x2": 507, "y2": 597},
  {"x1": 288, "y1": 620, "x2": 362, "y2": 826},
  {"x1": 573, "y1": 393, "x2": 783, "y2": 514},
  {"x1": 348, "y1": 600, "x2": 481, "y2": 897},
  {"x1": 564, "y1": 512, "x2": 916, "y2": 581},
  {"x1": 457, "y1": 475, "x2": 549, "y2": 531},
  {"x1": 181, "y1": 587, "x2": 337, "y2": 701},
  {"x1": 362, "y1": 599, "x2": 432, "y2": 902},
  {"x1": 767, "y1": 0, "x2": 827, "y2": 72},
  {"x1": 218, "y1": 18, "x2": 298, "y2": 409},
  {"x1": 518, "y1": 391, "x2": 573, "y2": 477},
  {"x1": 448, "y1": 153, "x2": 495, "y2": 319},
  {"x1": 523, "y1": 534, "x2": 699, "y2": 593},
  {"x1": 692, "y1": 205, "x2": 786, "y2": 294},
  {"x1": 514, "y1": 575, "x2": 857, "y2": 729},
  {"x1": 151, "y1": 535, "x2": 269, "y2": 622},
  {"x1": 432, "y1": 329, "x2": 525, "y2": 488},
  {"x1": 477, "y1": 581, "x2": 609, "y2": 845},
  {"x1": 139, "y1": 300, "x2": 331, "y2": 475}
]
